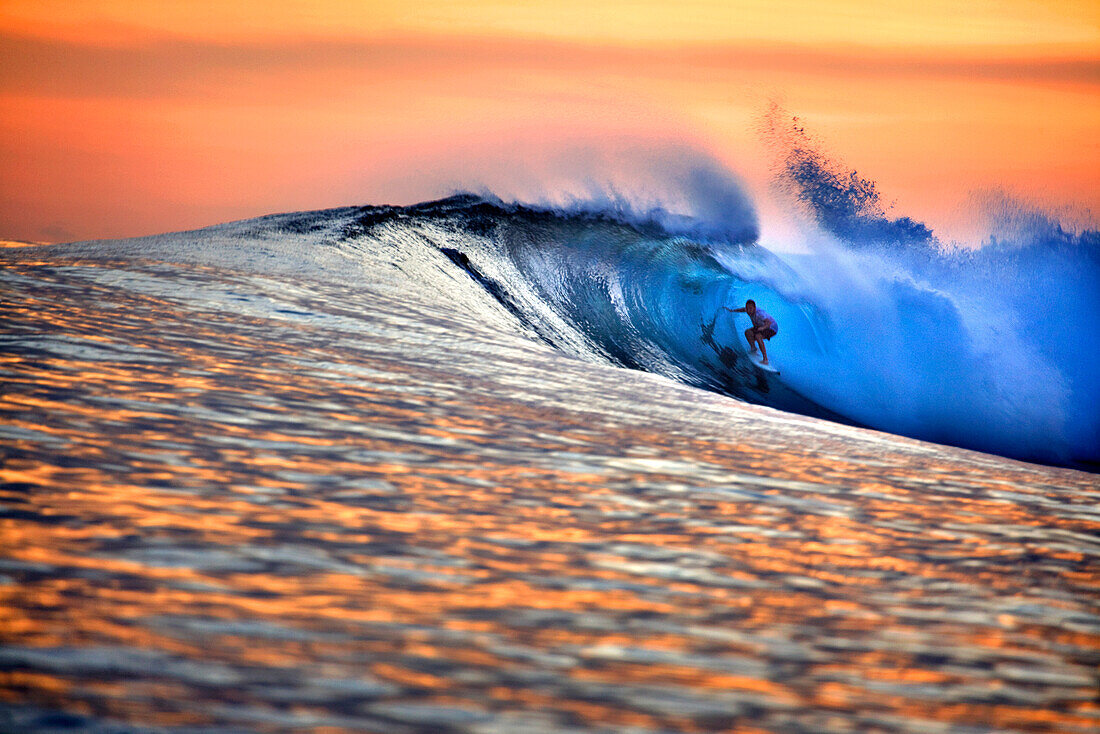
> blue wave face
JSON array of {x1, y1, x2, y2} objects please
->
[{"x1": 354, "y1": 185, "x2": 1098, "y2": 470}]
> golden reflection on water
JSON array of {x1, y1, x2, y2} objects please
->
[{"x1": 1, "y1": 257, "x2": 1098, "y2": 732}]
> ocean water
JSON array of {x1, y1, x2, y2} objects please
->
[{"x1": 1, "y1": 188, "x2": 1098, "y2": 734}]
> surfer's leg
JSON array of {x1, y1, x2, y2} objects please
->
[
  {"x1": 744, "y1": 328, "x2": 757, "y2": 353},
  {"x1": 757, "y1": 334, "x2": 769, "y2": 365}
]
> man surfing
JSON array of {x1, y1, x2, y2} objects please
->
[{"x1": 724, "y1": 299, "x2": 778, "y2": 366}]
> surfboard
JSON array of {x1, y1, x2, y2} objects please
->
[{"x1": 749, "y1": 353, "x2": 779, "y2": 374}]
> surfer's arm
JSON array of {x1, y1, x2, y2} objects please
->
[{"x1": 724, "y1": 307, "x2": 746, "y2": 313}]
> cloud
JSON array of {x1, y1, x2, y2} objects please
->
[
  {"x1": 38, "y1": 223, "x2": 74, "y2": 242},
  {"x1": 2, "y1": 31, "x2": 1096, "y2": 101}
]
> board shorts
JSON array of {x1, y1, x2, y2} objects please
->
[{"x1": 755, "y1": 327, "x2": 776, "y2": 340}]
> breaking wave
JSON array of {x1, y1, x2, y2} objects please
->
[{"x1": 49, "y1": 124, "x2": 1100, "y2": 468}]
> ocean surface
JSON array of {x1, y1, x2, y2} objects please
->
[{"x1": 2, "y1": 172, "x2": 1099, "y2": 734}]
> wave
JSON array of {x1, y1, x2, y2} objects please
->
[
  {"x1": 322, "y1": 173, "x2": 1095, "y2": 469},
  {"x1": 46, "y1": 130, "x2": 1099, "y2": 469}
]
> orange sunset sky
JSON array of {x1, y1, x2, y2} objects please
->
[{"x1": 1, "y1": 1, "x2": 1098, "y2": 244}]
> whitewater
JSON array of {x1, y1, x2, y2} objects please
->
[{"x1": 1, "y1": 151, "x2": 1098, "y2": 732}]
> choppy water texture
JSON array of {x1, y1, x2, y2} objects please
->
[{"x1": 1, "y1": 202, "x2": 1099, "y2": 734}]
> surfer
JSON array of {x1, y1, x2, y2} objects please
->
[{"x1": 725, "y1": 299, "x2": 778, "y2": 365}]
